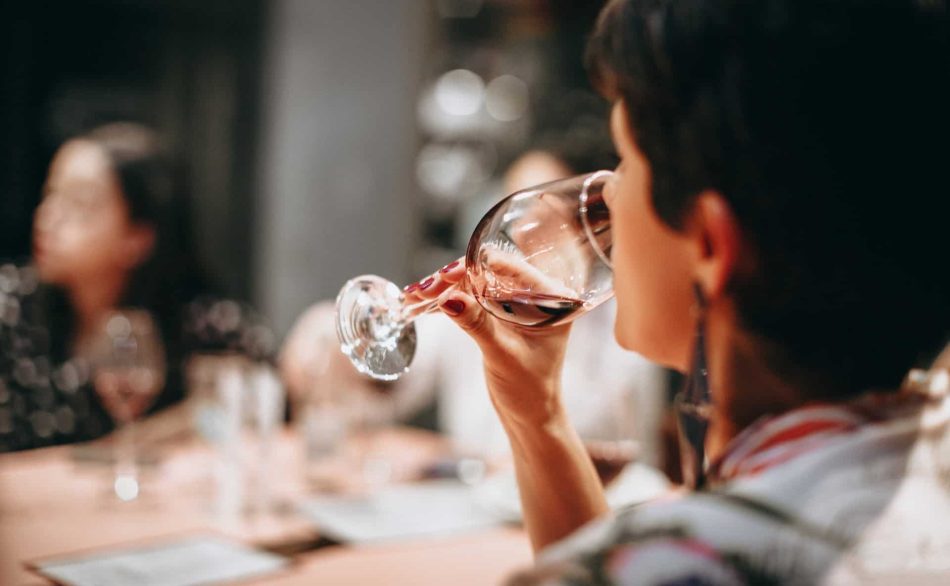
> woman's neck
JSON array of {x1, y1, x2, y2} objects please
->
[
  {"x1": 67, "y1": 270, "x2": 129, "y2": 353},
  {"x1": 703, "y1": 303, "x2": 809, "y2": 460}
]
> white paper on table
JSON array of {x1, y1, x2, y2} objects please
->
[
  {"x1": 31, "y1": 535, "x2": 290, "y2": 586},
  {"x1": 298, "y1": 480, "x2": 502, "y2": 544}
]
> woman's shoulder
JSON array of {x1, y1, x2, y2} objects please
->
[
  {"x1": 0, "y1": 263, "x2": 61, "y2": 359},
  {"x1": 0, "y1": 263, "x2": 114, "y2": 451},
  {"x1": 509, "y1": 495, "x2": 751, "y2": 585},
  {"x1": 0, "y1": 262, "x2": 43, "y2": 322},
  {"x1": 520, "y1": 393, "x2": 950, "y2": 586}
]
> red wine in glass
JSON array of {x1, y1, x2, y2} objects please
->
[{"x1": 476, "y1": 291, "x2": 587, "y2": 328}]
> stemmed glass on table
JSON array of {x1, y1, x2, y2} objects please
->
[{"x1": 89, "y1": 309, "x2": 166, "y2": 502}]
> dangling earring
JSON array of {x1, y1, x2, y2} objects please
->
[{"x1": 674, "y1": 283, "x2": 712, "y2": 489}]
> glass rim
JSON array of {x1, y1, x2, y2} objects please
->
[{"x1": 578, "y1": 169, "x2": 614, "y2": 270}]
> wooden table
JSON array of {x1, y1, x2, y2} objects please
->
[{"x1": 0, "y1": 429, "x2": 533, "y2": 585}]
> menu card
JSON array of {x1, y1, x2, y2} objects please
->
[
  {"x1": 298, "y1": 480, "x2": 501, "y2": 544},
  {"x1": 31, "y1": 535, "x2": 290, "y2": 586}
]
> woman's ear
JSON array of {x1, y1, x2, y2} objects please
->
[
  {"x1": 119, "y1": 223, "x2": 156, "y2": 269},
  {"x1": 688, "y1": 191, "x2": 741, "y2": 301}
]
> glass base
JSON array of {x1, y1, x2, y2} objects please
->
[{"x1": 335, "y1": 275, "x2": 417, "y2": 381}]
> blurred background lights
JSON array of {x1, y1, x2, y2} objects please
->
[
  {"x1": 931, "y1": 370, "x2": 949, "y2": 394},
  {"x1": 106, "y1": 315, "x2": 132, "y2": 339},
  {"x1": 0, "y1": 264, "x2": 19, "y2": 293},
  {"x1": 434, "y1": 69, "x2": 485, "y2": 117},
  {"x1": 485, "y1": 75, "x2": 529, "y2": 122},
  {"x1": 415, "y1": 142, "x2": 492, "y2": 202},
  {"x1": 115, "y1": 475, "x2": 140, "y2": 501},
  {"x1": 209, "y1": 299, "x2": 242, "y2": 333}
]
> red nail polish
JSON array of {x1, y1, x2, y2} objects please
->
[
  {"x1": 439, "y1": 260, "x2": 460, "y2": 274},
  {"x1": 419, "y1": 277, "x2": 435, "y2": 290},
  {"x1": 442, "y1": 299, "x2": 464, "y2": 316},
  {"x1": 403, "y1": 282, "x2": 419, "y2": 293}
]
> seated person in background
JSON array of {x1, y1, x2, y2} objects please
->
[
  {"x1": 413, "y1": 0, "x2": 950, "y2": 582},
  {"x1": 0, "y1": 122, "x2": 272, "y2": 452},
  {"x1": 280, "y1": 149, "x2": 667, "y2": 466}
]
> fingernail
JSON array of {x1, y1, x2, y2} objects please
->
[
  {"x1": 419, "y1": 277, "x2": 435, "y2": 290},
  {"x1": 442, "y1": 299, "x2": 464, "y2": 316},
  {"x1": 439, "y1": 260, "x2": 460, "y2": 274},
  {"x1": 403, "y1": 282, "x2": 419, "y2": 293}
]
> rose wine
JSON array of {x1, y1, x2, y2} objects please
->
[{"x1": 476, "y1": 291, "x2": 586, "y2": 328}]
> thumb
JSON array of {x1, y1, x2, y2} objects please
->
[{"x1": 437, "y1": 290, "x2": 494, "y2": 344}]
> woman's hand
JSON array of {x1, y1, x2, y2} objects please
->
[
  {"x1": 404, "y1": 257, "x2": 572, "y2": 429},
  {"x1": 407, "y1": 257, "x2": 607, "y2": 552}
]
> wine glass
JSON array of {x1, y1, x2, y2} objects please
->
[
  {"x1": 336, "y1": 170, "x2": 614, "y2": 381},
  {"x1": 89, "y1": 309, "x2": 166, "y2": 502}
]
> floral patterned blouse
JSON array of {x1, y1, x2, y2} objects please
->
[
  {"x1": 0, "y1": 263, "x2": 274, "y2": 452},
  {"x1": 509, "y1": 372, "x2": 950, "y2": 585}
]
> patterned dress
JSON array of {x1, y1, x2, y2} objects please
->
[
  {"x1": 509, "y1": 372, "x2": 950, "y2": 585},
  {"x1": 0, "y1": 263, "x2": 274, "y2": 452}
]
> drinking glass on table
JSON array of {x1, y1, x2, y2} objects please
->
[
  {"x1": 336, "y1": 170, "x2": 614, "y2": 380},
  {"x1": 295, "y1": 330, "x2": 357, "y2": 491},
  {"x1": 89, "y1": 309, "x2": 166, "y2": 502}
]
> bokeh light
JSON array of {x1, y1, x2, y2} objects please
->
[
  {"x1": 434, "y1": 69, "x2": 485, "y2": 117},
  {"x1": 485, "y1": 75, "x2": 529, "y2": 122}
]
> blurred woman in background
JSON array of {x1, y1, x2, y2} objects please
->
[{"x1": 0, "y1": 123, "x2": 271, "y2": 452}]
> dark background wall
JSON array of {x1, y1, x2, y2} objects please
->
[
  {"x1": 1, "y1": 0, "x2": 266, "y2": 299},
  {"x1": 1, "y1": 0, "x2": 609, "y2": 334}
]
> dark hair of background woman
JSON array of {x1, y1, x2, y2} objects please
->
[{"x1": 585, "y1": 0, "x2": 949, "y2": 397}]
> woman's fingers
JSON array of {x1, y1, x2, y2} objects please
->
[
  {"x1": 436, "y1": 288, "x2": 494, "y2": 344},
  {"x1": 403, "y1": 257, "x2": 466, "y2": 303},
  {"x1": 400, "y1": 256, "x2": 503, "y2": 353},
  {"x1": 437, "y1": 257, "x2": 466, "y2": 284}
]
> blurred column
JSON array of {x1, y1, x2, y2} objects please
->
[{"x1": 254, "y1": 0, "x2": 427, "y2": 336}]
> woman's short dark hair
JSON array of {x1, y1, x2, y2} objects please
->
[{"x1": 587, "y1": 0, "x2": 949, "y2": 396}]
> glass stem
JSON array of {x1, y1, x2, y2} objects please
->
[{"x1": 114, "y1": 419, "x2": 138, "y2": 496}]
